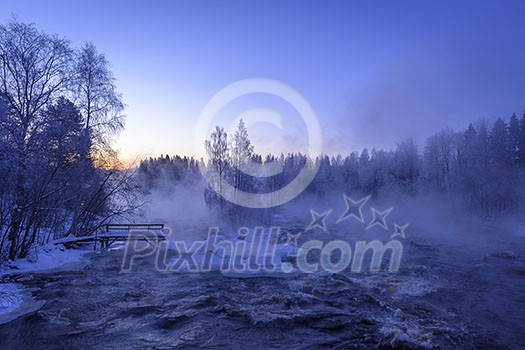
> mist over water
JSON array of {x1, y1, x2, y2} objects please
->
[
  {"x1": 2, "y1": 194, "x2": 525, "y2": 349},
  {"x1": 142, "y1": 181, "x2": 214, "y2": 241},
  {"x1": 2, "y1": 2, "x2": 525, "y2": 349},
  {"x1": 3, "y1": 114, "x2": 525, "y2": 349}
]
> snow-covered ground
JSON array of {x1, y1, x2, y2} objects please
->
[
  {"x1": 0, "y1": 243, "x2": 92, "y2": 324},
  {"x1": 0, "y1": 243, "x2": 91, "y2": 278}
]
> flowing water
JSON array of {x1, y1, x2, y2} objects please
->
[{"x1": 1, "y1": 219, "x2": 525, "y2": 349}]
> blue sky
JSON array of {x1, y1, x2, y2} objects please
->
[{"x1": 1, "y1": 0, "x2": 525, "y2": 161}]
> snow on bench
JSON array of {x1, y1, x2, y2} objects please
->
[{"x1": 53, "y1": 224, "x2": 167, "y2": 250}]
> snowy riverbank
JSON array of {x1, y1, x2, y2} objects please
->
[{"x1": 0, "y1": 243, "x2": 92, "y2": 324}]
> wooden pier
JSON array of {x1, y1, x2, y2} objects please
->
[{"x1": 54, "y1": 224, "x2": 167, "y2": 250}]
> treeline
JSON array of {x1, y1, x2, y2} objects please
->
[
  {"x1": 138, "y1": 155, "x2": 202, "y2": 189},
  {"x1": 139, "y1": 114, "x2": 525, "y2": 217},
  {"x1": 0, "y1": 20, "x2": 142, "y2": 261}
]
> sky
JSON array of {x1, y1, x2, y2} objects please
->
[{"x1": 1, "y1": 0, "x2": 525, "y2": 161}]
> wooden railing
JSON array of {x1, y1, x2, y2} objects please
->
[{"x1": 104, "y1": 223, "x2": 165, "y2": 232}]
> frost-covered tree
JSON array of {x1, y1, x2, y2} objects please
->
[
  {"x1": 74, "y1": 42, "x2": 124, "y2": 165},
  {"x1": 230, "y1": 119, "x2": 254, "y2": 192},
  {"x1": 424, "y1": 128, "x2": 460, "y2": 187},
  {"x1": 0, "y1": 20, "x2": 141, "y2": 260},
  {"x1": 230, "y1": 119, "x2": 253, "y2": 169},
  {"x1": 489, "y1": 118, "x2": 511, "y2": 166},
  {"x1": 393, "y1": 139, "x2": 420, "y2": 192},
  {"x1": 518, "y1": 113, "x2": 525, "y2": 165},
  {"x1": 145, "y1": 111, "x2": 525, "y2": 220},
  {"x1": 311, "y1": 155, "x2": 333, "y2": 196},
  {"x1": 0, "y1": 20, "x2": 72, "y2": 259},
  {"x1": 359, "y1": 147, "x2": 370, "y2": 167},
  {"x1": 508, "y1": 113, "x2": 520, "y2": 164},
  {"x1": 205, "y1": 126, "x2": 229, "y2": 208}
]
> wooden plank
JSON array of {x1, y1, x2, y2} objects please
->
[
  {"x1": 53, "y1": 235, "x2": 96, "y2": 244},
  {"x1": 104, "y1": 223, "x2": 164, "y2": 232},
  {"x1": 99, "y1": 231, "x2": 166, "y2": 238},
  {"x1": 54, "y1": 225, "x2": 167, "y2": 247}
]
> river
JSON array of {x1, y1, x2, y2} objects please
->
[{"x1": 1, "y1": 218, "x2": 524, "y2": 349}]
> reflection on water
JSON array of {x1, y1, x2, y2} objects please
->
[{"x1": 1, "y1": 225, "x2": 525, "y2": 349}]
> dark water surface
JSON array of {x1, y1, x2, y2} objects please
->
[{"x1": 1, "y1": 223, "x2": 525, "y2": 349}]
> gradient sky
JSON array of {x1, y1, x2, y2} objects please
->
[{"x1": 1, "y1": 0, "x2": 525, "y2": 161}]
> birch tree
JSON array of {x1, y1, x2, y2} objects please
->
[
  {"x1": 74, "y1": 42, "x2": 124, "y2": 165},
  {"x1": 205, "y1": 126, "x2": 229, "y2": 208}
]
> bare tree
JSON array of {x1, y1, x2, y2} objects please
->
[
  {"x1": 205, "y1": 126, "x2": 229, "y2": 208},
  {"x1": 0, "y1": 20, "x2": 72, "y2": 259},
  {"x1": 393, "y1": 138, "x2": 420, "y2": 191},
  {"x1": 0, "y1": 21, "x2": 141, "y2": 261},
  {"x1": 73, "y1": 42, "x2": 124, "y2": 164}
]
